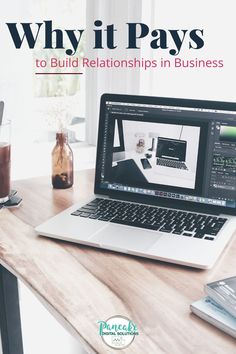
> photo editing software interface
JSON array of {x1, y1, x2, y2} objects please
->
[{"x1": 98, "y1": 100, "x2": 236, "y2": 209}]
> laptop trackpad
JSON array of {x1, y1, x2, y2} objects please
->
[{"x1": 91, "y1": 224, "x2": 161, "y2": 252}]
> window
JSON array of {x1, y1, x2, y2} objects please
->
[
  {"x1": 32, "y1": 0, "x2": 86, "y2": 143},
  {"x1": 3, "y1": 0, "x2": 90, "y2": 180}
]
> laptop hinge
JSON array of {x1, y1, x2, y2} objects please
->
[{"x1": 107, "y1": 193, "x2": 220, "y2": 216}]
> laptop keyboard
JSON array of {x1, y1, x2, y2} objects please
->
[
  {"x1": 156, "y1": 158, "x2": 188, "y2": 170},
  {"x1": 71, "y1": 198, "x2": 227, "y2": 241}
]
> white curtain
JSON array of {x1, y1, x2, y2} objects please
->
[{"x1": 85, "y1": 0, "x2": 142, "y2": 145}]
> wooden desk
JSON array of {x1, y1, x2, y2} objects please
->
[{"x1": 0, "y1": 170, "x2": 236, "y2": 354}]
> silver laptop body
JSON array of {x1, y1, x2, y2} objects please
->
[{"x1": 36, "y1": 94, "x2": 236, "y2": 269}]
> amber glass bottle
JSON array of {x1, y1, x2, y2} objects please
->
[{"x1": 52, "y1": 132, "x2": 73, "y2": 189}]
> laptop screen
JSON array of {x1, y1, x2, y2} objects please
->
[
  {"x1": 95, "y1": 95, "x2": 236, "y2": 213},
  {"x1": 156, "y1": 138, "x2": 187, "y2": 161}
]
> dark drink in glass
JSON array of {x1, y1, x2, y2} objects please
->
[{"x1": 0, "y1": 122, "x2": 11, "y2": 203}]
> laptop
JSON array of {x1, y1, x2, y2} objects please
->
[
  {"x1": 156, "y1": 137, "x2": 188, "y2": 170},
  {"x1": 35, "y1": 94, "x2": 236, "y2": 269}
]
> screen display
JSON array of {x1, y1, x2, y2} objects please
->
[
  {"x1": 156, "y1": 137, "x2": 187, "y2": 161},
  {"x1": 96, "y1": 97, "x2": 236, "y2": 210},
  {"x1": 220, "y1": 125, "x2": 236, "y2": 143}
]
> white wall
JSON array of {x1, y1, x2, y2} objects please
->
[
  {"x1": 140, "y1": 0, "x2": 236, "y2": 102},
  {"x1": 86, "y1": 0, "x2": 236, "y2": 145}
]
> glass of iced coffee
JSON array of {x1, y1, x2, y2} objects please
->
[{"x1": 0, "y1": 121, "x2": 11, "y2": 203}]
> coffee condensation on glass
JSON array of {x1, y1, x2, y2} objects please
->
[
  {"x1": 0, "y1": 121, "x2": 11, "y2": 203},
  {"x1": 0, "y1": 143, "x2": 11, "y2": 202}
]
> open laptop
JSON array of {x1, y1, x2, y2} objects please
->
[
  {"x1": 35, "y1": 94, "x2": 236, "y2": 269},
  {"x1": 156, "y1": 137, "x2": 188, "y2": 170}
]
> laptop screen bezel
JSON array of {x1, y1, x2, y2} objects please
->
[{"x1": 95, "y1": 93, "x2": 236, "y2": 216}]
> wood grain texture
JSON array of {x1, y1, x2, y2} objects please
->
[{"x1": 0, "y1": 170, "x2": 235, "y2": 354}]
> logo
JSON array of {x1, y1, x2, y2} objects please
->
[{"x1": 98, "y1": 315, "x2": 139, "y2": 349}]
